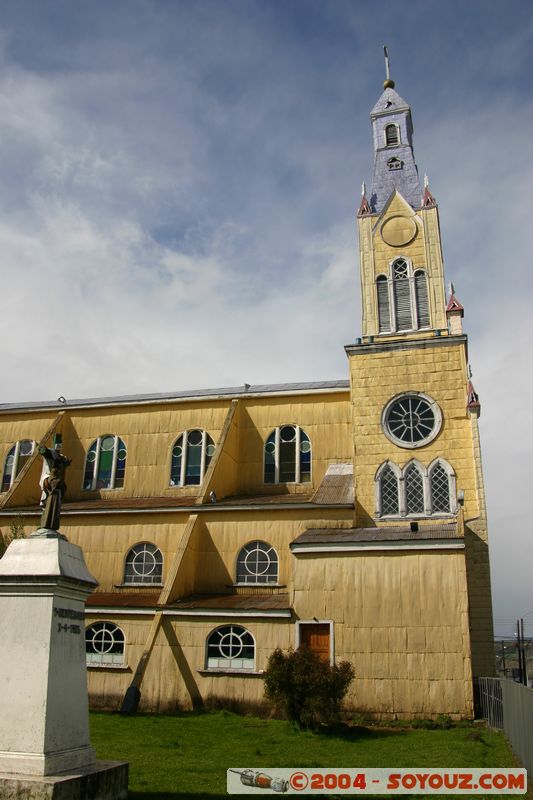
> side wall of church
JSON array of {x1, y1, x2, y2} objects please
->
[
  {"x1": 0, "y1": 390, "x2": 353, "y2": 507},
  {"x1": 85, "y1": 546, "x2": 473, "y2": 719}
]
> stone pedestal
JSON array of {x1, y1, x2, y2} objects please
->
[
  {"x1": 0, "y1": 535, "x2": 128, "y2": 798},
  {"x1": 0, "y1": 760, "x2": 128, "y2": 800}
]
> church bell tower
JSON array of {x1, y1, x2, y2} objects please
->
[{"x1": 346, "y1": 51, "x2": 495, "y2": 681}]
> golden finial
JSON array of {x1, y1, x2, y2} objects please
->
[{"x1": 383, "y1": 46, "x2": 395, "y2": 89}]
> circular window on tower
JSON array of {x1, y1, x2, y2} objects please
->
[{"x1": 382, "y1": 393, "x2": 442, "y2": 449}]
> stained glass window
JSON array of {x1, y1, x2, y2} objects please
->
[
  {"x1": 1, "y1": 440, "x2": 35, "y2": 492},
  {"x1": 170, "y1": 430, "x2": 215, "y2": 486},
  {"x1": 263, "y1": 425, "x2": 311, "y2": 484},
  {"x1": 264, "y1": 432, "x2": 276, "y2": 484},
  {"x1": 83, "y1": 435, "x2": 127, "y2": 490}
]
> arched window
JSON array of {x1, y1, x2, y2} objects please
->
[
  {"x1": 393, "y1": 258, "x2": 412, "y2": 331},
  {"x1": 414, "y1": 270, "x2": 430, "y2": 328},
  {"x1": 124, "y1": 543, "x2": 163, "y2": 585},
  {"x1": 376, "y1": 459, "x2": 456, "y2": 518},
  {"x1": 170, "y1": 429, "x2": 215, "y2": 486},
  {"x1": 377, "y1": 463, "x2": 400, "y2": 516},
  {"x1": 206, "y1": 625, "x2": 255, "y2": 671},
  {"x1": 85, "y1": 622, "x2": 125, "y2": 666},
  {"x1": 264, "y1": 425, "x2": 311, "y2": 484},
  {"x1": 429, "y1": 459, "x2": 456, "y2": 514},
  {"x1": 385, "y1": 123, "x2": 400, "y2": 146},
  {"x1": 405, "y1": 462, "x2": 425, "y2": 514},
  {"x1": 83, "y1": 435, "x2": 126, "y2": 490},
  {"x1": 1, "y1": 440, "x2": 35, "y2": 492},
  {"x1": 376, "y1": 275, "x2": 391, "y2": 332},
  {"x1": 236, "y1": 541, "x2": 278, "y2": 585},
  {"x1": 377, "y1": 259, "x2": 432, "y2": 335}
]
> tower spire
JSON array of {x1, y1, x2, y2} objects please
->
[
  {"x1": 368, "y1": 57, "x2": 421, "y2": 213},
  {"x1": 383, "y1": 46, "x2": 395, "y2": 90}
]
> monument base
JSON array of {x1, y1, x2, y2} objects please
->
[
  {"x1": 0, "y1": 744, "x2": 96, "y2": 776},
  {"x1": 0, "y1": 760, "x2": 128, "y2": 800}
]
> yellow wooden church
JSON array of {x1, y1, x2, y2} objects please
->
[{"x1": 0, "y1": 69, "x2": 494, "y2": 719}]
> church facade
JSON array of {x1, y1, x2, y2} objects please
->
[{"x1": 0, "y1": 74, "x2": 494, "y2": 719}]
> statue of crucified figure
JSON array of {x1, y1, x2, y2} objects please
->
[{"x1": 38, "y1": 436, "x2": 71, "y2": 532}]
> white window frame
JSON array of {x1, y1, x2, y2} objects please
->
[
  {"x1": 82, "y1": 434, "x2": 126, "y2": 491},
  {"x1": 403, "y1": 458, "x2": 428, "y2": 515},
  {"x1": 381, "y1": 392, "x2": 443, "y2": 450},
  {"x1": 123, "y1": 542, "x2": 164, "y2": 586},
  {"x1": 263, "y1": 424, "x2": 312, "y2": 485},
  {"x1": 427, "y1": 458, "x2": 457, "y2": 515},
  {"x1": 204, "y1": 624, "x2": 256, "y2": 672},
  {"x1": 384, "y1": 122, "x2": 401, "y2": 147},
  {"x1": 375, "y1": 460, "x2": 402, "y2": 517},
  {"x1": 85, "y1": 621, "x2": 125, "y2": 668},
  {"x1": 1, "y1": 439, "x2": 36, "y2": 491},
  {"x1": 235, "y1": 540, "x2": 279, "y2": 586},
  {"x1": 295, "y1": 620, "x2": 335, "y2": 666},
  {"x1": 169, "y1": 429, "x2": 214, "y2": 487},
  {"x1": 375, "y1": 458, "x2": 457, "y2": 518}
]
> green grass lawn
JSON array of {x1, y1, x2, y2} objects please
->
[{"x1": 90, "y1": 710, "x2": 525, "y2": 800}]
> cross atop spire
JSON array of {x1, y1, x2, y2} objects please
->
[{"x1": 383, "y1": 45, "x2": 395, "y2": 90}]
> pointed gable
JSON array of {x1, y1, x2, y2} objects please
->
[
  {"x1": 357, "y1": 193, "x2": 371, "y2": 217},
  {"x1": 446, "y1": 294, "x2": 464, "y2": 316},
  {"x1": 423, "y1": 185, "x2": 437, "y2": 207},
  {"x1": 467, "y1": 381, "x2": 481, "y2": 413},
  {"x1": 373, "y1": 189, "x2": 418, "y2": 223},
  {"x1": 370, "y1": 87, "x2": 410, "y2": 118}
]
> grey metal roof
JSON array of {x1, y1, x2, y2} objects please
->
[
  {"x1": 0, "y1": 379, "x2": 350, "y2": 413},
  {"x1": 166, "y1": 593, "x2": 292, "y2": 611},
  {"x1": 291, "y1": 522, "x2": 460, "y2": 547},
  {"x1": 370, "y1": 87, "x2": 410, "y2": 118}
]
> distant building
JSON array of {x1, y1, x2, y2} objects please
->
[{"x1": 0, "y1": 71, "x2": 494, "y2": 719}]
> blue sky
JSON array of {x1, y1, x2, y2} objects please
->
[{"x1": 0, "y1": 0, "x2": 531, "y2": 637}]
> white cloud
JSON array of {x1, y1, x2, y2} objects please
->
[{"x1": 0, "y1": 1, "x2": 530, "y2": 635}]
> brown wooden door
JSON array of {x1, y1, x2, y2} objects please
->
[{"x1": 299, "y1": 623, "x2": 330, "y2": 662}]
